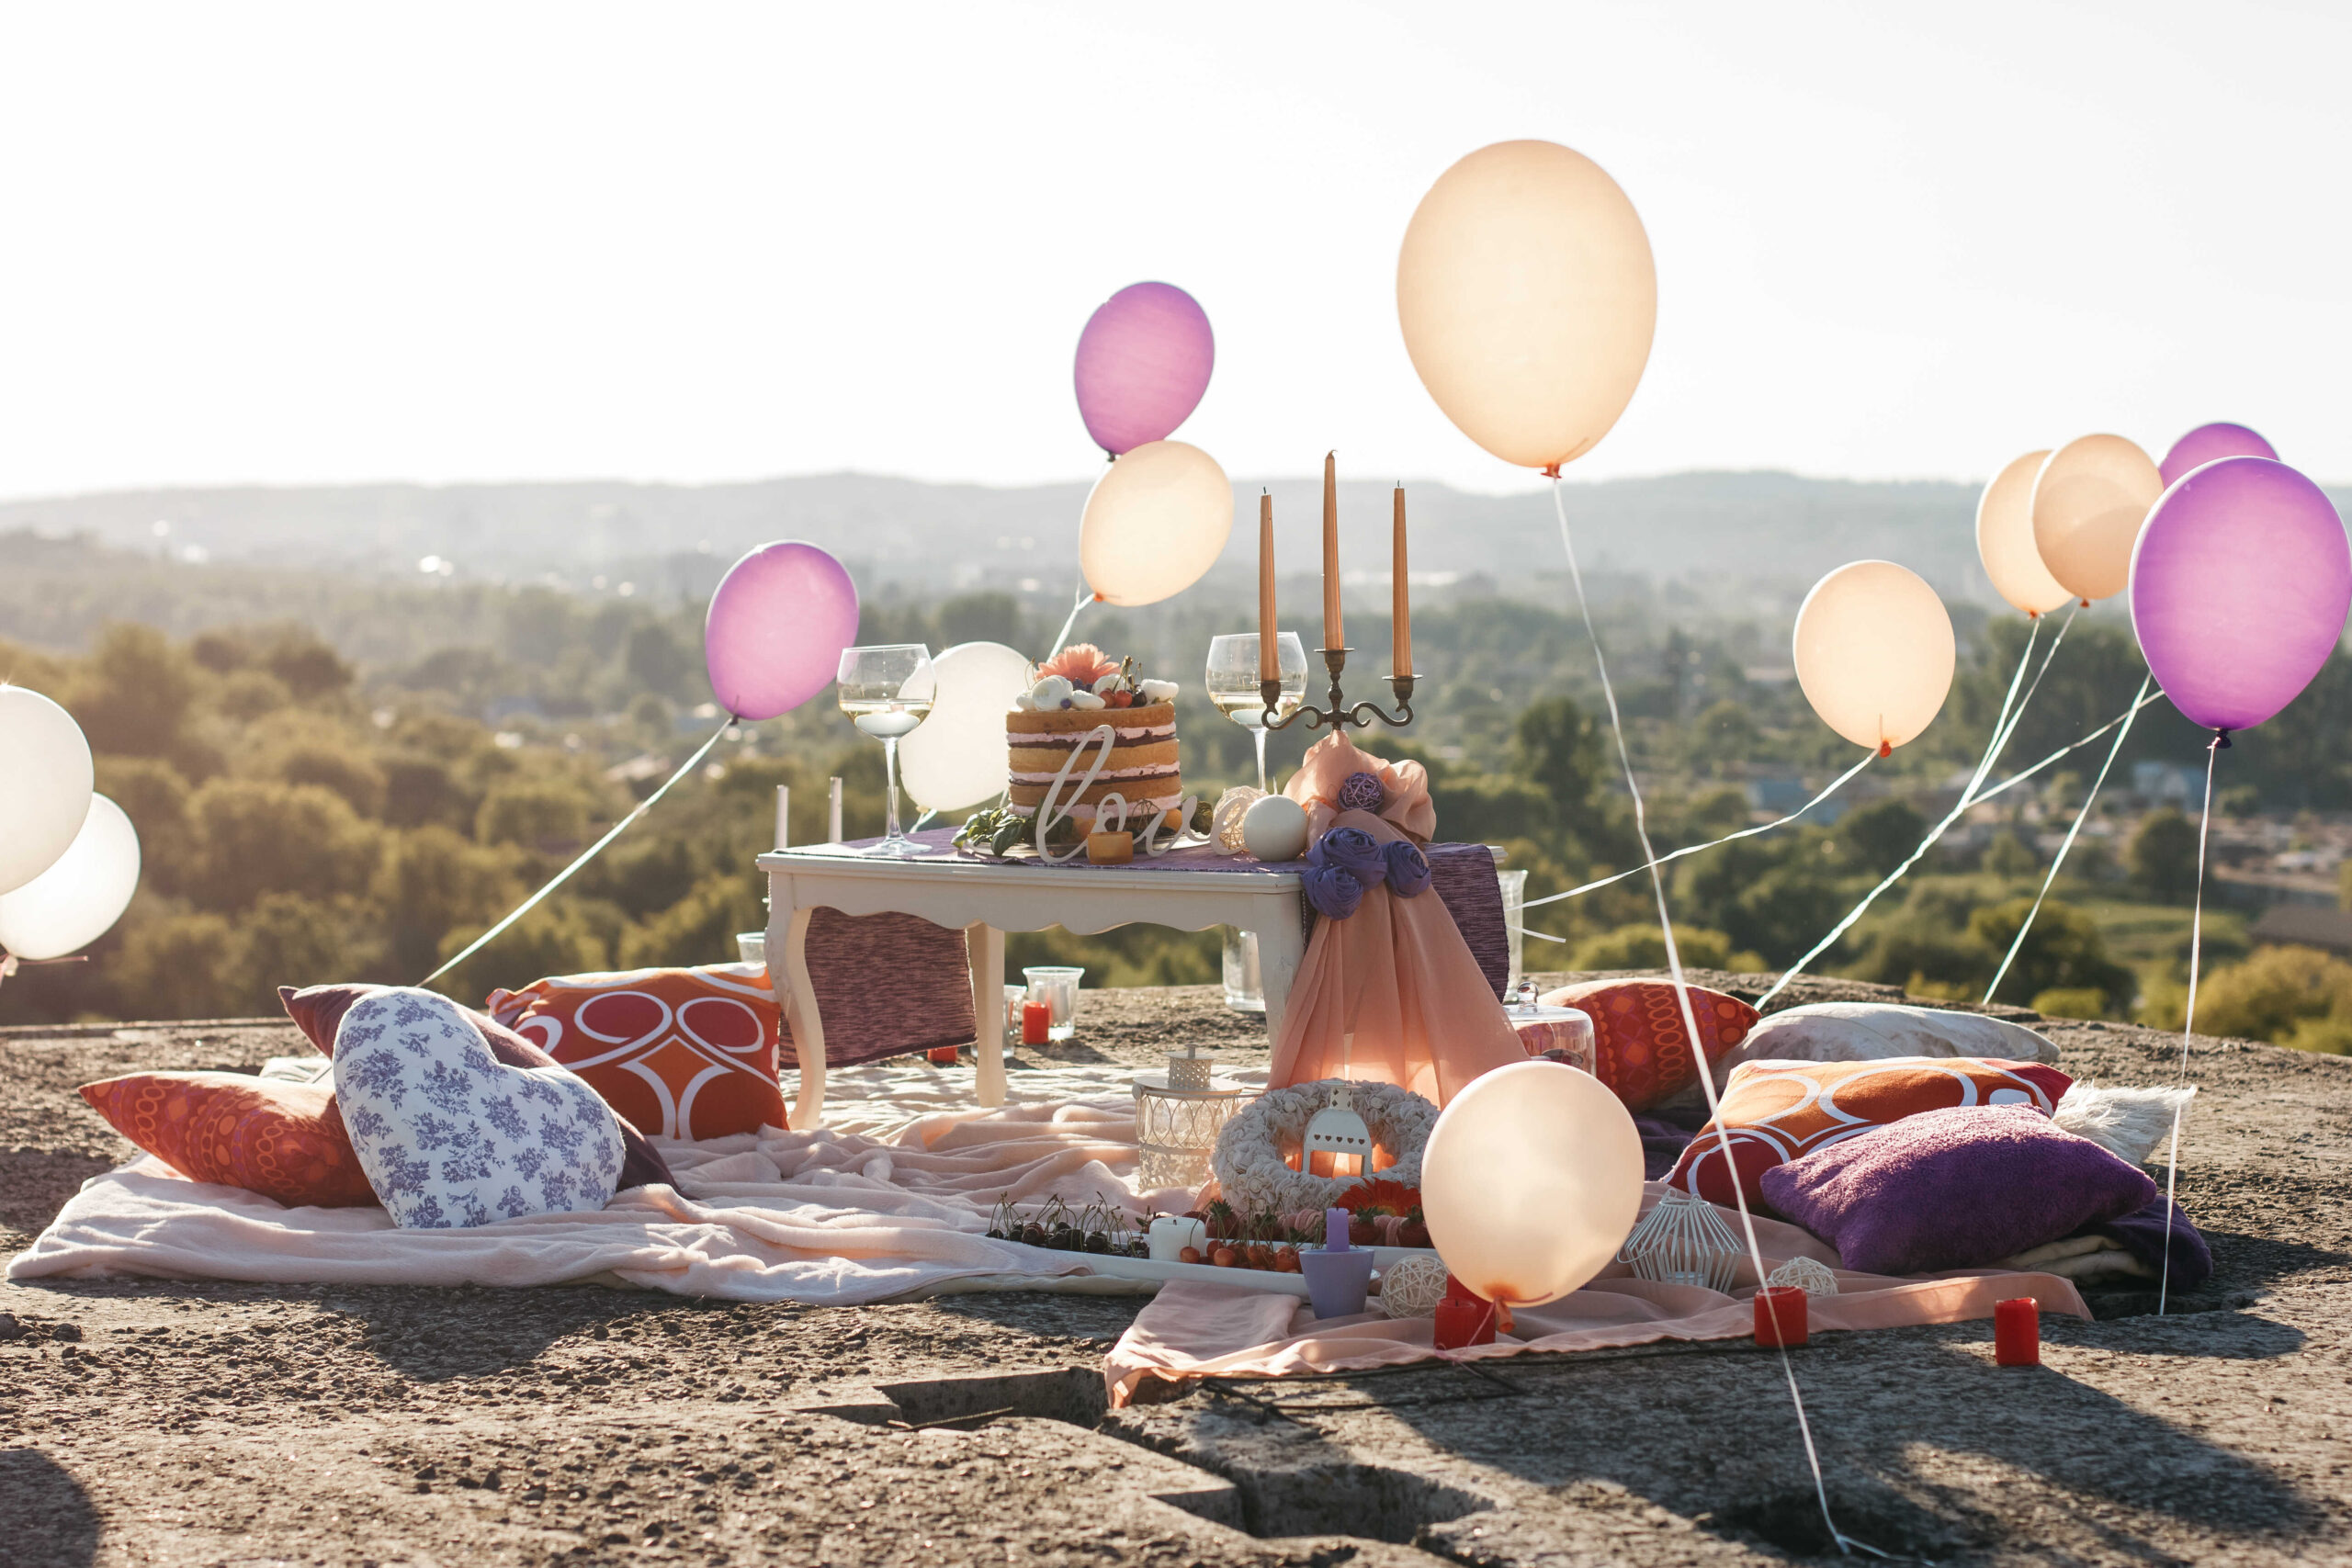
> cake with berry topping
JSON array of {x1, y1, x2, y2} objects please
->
[{"x1": 1006, "y1": 644, "x2": 1183, "y2": 829}]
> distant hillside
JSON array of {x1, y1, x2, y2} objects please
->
[{"x1": 7, "y1": 470, "x2": 2344, "y2": 612}]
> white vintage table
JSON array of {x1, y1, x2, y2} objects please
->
[{"x1": 758, "y1": 832, "x2": 1306, "y2": 1128}]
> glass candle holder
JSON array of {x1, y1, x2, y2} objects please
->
[
  {"x1": 1023, "y1": 966, "x2": 1084, "y2": 1042},
  {"x1": 1221, "y1": 928, "x2": 1264, "y2": 1012}
]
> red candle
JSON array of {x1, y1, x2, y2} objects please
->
[
  {"x1": 1754, "y1": 1286, "x2": 1808, "y2": 1348},
  {"x1": 1021, "y1": 1000, "x2": 1052, "y2": 1046},
  {"x1": 1432, "y1": 1275, "x2": 1498, "y2": 1350},
  {"x1": 1994, "y1": 1297, "x2": 2040, "y2": 1366},
  {"x1": 927, "y1": 1045, "x2": 960, "y2": 1065}
]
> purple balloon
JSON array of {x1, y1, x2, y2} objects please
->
[
  {"x1": 2130, "y1": 457, "x2": 2349, "y2": 734},
  {"x1": 2158, "y1": 422, "x2": 2277, "y2": 487},
  {"x1": 1072, "y1": 282, "x2": 1214, "y2": 456},
  {"x1": 704, "y1": 541, "x2": 861, "y2": 721}
]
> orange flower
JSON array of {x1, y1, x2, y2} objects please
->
[
  {"x1": 1337, "y1": 1177, "x2": 1422, "y2": 1218},
  {"x1": 1036, "y1": 643, "x2": 1119, "y2": 689}
]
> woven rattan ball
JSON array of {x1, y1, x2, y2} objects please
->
[
  {"x1": 1377, "y1": 1253, "x2": 1450, "y2": 1319},
  {"x1": 1212, "y1": 787, "x2": 1265, "y2": 853}
]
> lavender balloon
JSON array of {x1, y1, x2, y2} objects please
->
[
  {"x1": 704, "y1": 541, "x2": 861, "y2": 721},
  {"x1": 2130, "y1": 457, "x2": 2349, "y2": 734},
  {"x1": 2158, "y1": 422, "x2": 2277, "y2": 487},
  {"x1": 1073, "y1": 282, "x2": 1214, "y2": 456}
]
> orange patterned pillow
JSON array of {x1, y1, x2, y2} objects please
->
[
  {"x1": 79, "y1": 1073, "x2": 379, "y2": 1208},
  {"x1": 487, "y1": 965, "x2": 787, "y2": 1140},
  {"x1": 1538, "y1": 980, "x2": 1758, "y2": 1111},
  {"x1": 1667, "y1": 1055, "x2": 2075, "y2": 1210}
]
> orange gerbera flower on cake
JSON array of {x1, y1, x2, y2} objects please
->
[{"x1": 1035, "y1": 643, "x2": 1120, "y2": 690}]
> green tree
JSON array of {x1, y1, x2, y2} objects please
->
[
  {"x1": 1838, "y1": 798, "x2": 1928, "y2": 879},
  {"x1": 2130, "y1": 809, "x2": 2201, "y2": 901},
  {"x1": 1568, "y1": 922, "x2": 1747, "y2": 972},
  {"x1": 1969, "y1": 897, "x2": 2134, "y2": 1013},
  {"x1": 618, "y1": 872, "x2": 763, "y2": 969},
  {"x1": 623, "y1": 622, "x2": 693, "y2": 696},
  {"x1": 1983, "y1": 830, "x2": 2038, "y2": 880},
  {"x1": 183, "y1": 779, "x2": 380, "y2": 912},
  {"x1": 1512, "y1": 695, "x2": 1602, "y2": 821},
  {"x1": 476, "y1": 777, "x2": 596, "y2": 849}
]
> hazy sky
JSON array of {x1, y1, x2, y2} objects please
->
[{"x1": 0, "y1": 1, "x2": 2343, "y2": 501}]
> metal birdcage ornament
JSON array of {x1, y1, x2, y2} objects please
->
[
  {"x1": 1618, "y1": 1189, "x2": 1742, "y2": 1293},
  {"x1": 1301, "y1": 1076, "x2": 1374, "y2": 1179},
  {"x1": 1132, "y1": 1043, "x2": 1250, "y2": 1193}
]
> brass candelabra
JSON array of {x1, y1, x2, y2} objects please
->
[{"x1": 1261, "y1": 647, "x2": 1415, "y2": 733}]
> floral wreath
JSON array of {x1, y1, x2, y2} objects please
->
[{"x1": 1210, "y1": 1078, "x2": 1438, "y2": 1219}]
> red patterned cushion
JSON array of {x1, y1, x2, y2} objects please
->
[
  {"x1": 279, "y1": 984, "x2": 674, "y2": 1191},
  {"x1": 486, "y1": 965, "x2": 787, "y2": 1140},
  {"x1": 1667, "y1": 1055, "x2": 2075, "y2": 1210},
  {"x1": 1538, "y1": 980, "x2": 1757, "y2": 1111},
  {"x1": 79, "y1": 1073, "x2": 378, "y2": 1208}
]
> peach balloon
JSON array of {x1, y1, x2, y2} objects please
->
[
  {"x1": 2031, "y1": 434, "x2": 2163, "y2": 602},
  {"x1": 1078, "y1": 439, "x2": 1233, "y2": 608},
  {"x1": 1396, "y1": 141, "x2": 1657, "y2": 473},
  {"x1": 1974, "y1": 449, "x2": 2071, "y2": 616},
  {"x1": 1420, "y1": 1061, "x2": 1645, "y2": 1308},
  {"x1": 1792, "y1": 561, "x2": 1956, "y2": 754}
]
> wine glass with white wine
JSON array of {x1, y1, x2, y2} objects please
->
[
  {"x1": 1204, "y1": 632, "x2": 1308, "y2": 793},
  {"x1": 835, "y1": 644, "x2": 938, "y2": 856}
]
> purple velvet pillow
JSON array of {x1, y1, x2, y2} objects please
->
[{"x1": 1758, "y1": 1103, "x2": 2157, "y2": 1275}]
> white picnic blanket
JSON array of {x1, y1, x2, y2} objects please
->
[{"x1": 9, "y1": 1061, "x2": 1239, "y2": 1304}]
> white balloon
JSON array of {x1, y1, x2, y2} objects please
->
[
  {"x1": 1792, "y1": 561, "x2": 1956, "y2": 753},
  {"x1": 0, "y1": 686, "x2": 95, "y2": 896},
  {"x1": 0, "y1": 795, "x2": 140, "y2": 960},
  {"x1": 1079, "y1": 440, "x2": 1233, "y2": 608},
  {"x1": 1421, "y1": 1061, "x2": 1645, "y2": 1308},
  {"x1": 899, "y1": 641, "x2": 1035, "y2": 814},
  {"x1": 2031, "y1": 434, "x2": 2163, "y2": 603},
  {"x1": 1396, "y1": 140, "x2": 1657, "y2": 472},
  {"x1": 1974, "y1": 449, "x2": 2072, "y2": 617}
]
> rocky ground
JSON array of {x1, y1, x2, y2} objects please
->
[{"x1": 3, "y1": 976, "x2": 2347, "y2": 1567}]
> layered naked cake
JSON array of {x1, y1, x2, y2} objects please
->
[
  {"x1": 1007, "y1": 701, "x2": 1183, "y2": 829},
  {"x1": 1007, "y1": 643, "x2": 1183, "y2": 830}
]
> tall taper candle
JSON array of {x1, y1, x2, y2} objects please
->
[
  {"x1": 1258, "y1": 490, "x2": 1277, "y2": 681},
  {"x1": 775, "y1": 784, "x2": 791, "y2": 851},
  {"x1": 1321, "y1": 451, "x2": 1341, "y2": 650},
  {"x1": 1392, "y1": 484, "x2": 1412, "y2": 678}
]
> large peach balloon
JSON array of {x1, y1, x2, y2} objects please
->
[
  {"x1": 1078, "y1": 439, "x2": 1232, "y2": 607},
  {"x1": 1396, "y1": 141, "x2": 1657, "y2": 472},
  {"x1": 1793, "y1": 561, "x2": 1956, "y2": 753},
  {"x1": 1974, "y1": 449, "x2": 2071, "y2": 616},
  {"x1": 0, "y1": 686, "x2": 94, "y2": 896},
  {"x1": 1420, "y1": 1061, "x2": 1645, "y2": 1308},
  {"x1": 2031, "y1": 434, "x2": 2162, "y2": 602}
]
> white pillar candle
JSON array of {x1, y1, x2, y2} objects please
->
[{"x1": 1148, "y1": 1215, "x2": 1208, "y2": 1262}]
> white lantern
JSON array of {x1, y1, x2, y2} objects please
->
[{"x1": 1132, "y1": 1045, "x2": 1250, "y2": 1193}]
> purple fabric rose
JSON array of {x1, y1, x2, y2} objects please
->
[
  {"x1": 1301, "y1": 863, "x2": 1365, "y2": 920},
  {"x1": 1304, "y1": 827, "x2": 1386, "y2": 920},
  {"x1": 1336, "y1": 771, "x2": 1385, "y2": 813},
  {"x1": 1382, "y1": 839, "x2": 1430, "y2": 897}
]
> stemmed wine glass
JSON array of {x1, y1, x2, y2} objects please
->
[
  {"x1": 835, "y1": 644, "x2": 938, "y2": 856},
  {"x1": 1205, "y1": 632, "x2": 1308, "y2": 794}
]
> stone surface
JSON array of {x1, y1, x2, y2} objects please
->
[{"x1": 2, "y1": 977, "x2": 2347, "y2": 1565}]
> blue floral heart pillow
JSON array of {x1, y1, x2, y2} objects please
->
[{"x1": 334, "y1": 988, "x2": 625, "y2": 1229}]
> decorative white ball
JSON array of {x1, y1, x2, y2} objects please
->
[
  {"x1": 1239, "y1": 793, "x2": 1308, "y2": 862},
  {"x1": 1378, "y1": 1253, "x2": 1451, "y2": 1319},
  {"x1": 1765, "y1": 1255, "x2": 1839, "y2": 1297}
]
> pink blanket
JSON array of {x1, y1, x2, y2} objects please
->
[
  {"x1": 1104, "y1": 1183, "x2": 2091, "y2": 1406},
  {"x1": 7, "y1": 1063, "x2": 1189, "y2": 1305},
  {"x1": 1268, "y1": 734, "x2": 1527, "y2": 1103}
]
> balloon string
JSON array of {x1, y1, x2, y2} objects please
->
[
  {"x1": 2158, "y1": 735, "x2": 2219, "y2": 1316},
  {"x1": 1755, "y1": 615, "x2": 2075, "y2": 1010},
  {"x1": 1984, "y1": 671, "x2": 2153, "y2": 1004},
  {"x1": 419, "y1": 718, "x2": 735, "y2": 989},
  {"x1": 1549, "y1": 478, "x2": 1871, "y2": 1561},
  {"x1": 1522, "y1": 751, "x2": 1875, "y2": 912},
  {"x1": 1046, "y1": 585, "x2": 1091, "y2": 660}
]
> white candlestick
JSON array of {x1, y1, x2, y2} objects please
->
[
  {"x1": 829, "y1": 777, "x2": 844, "y2": 843},
  {"x1": 775, "y1": 784, "x2": 790, "y2": 851}
]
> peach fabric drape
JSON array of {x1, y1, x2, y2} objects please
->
[
  {"x1": 1266, "y1": 733, "x2": 1526, "y2": 1105},
  {"x1": 1105, "y1": 1183, "x2": 2093, "y2": 1406}
]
